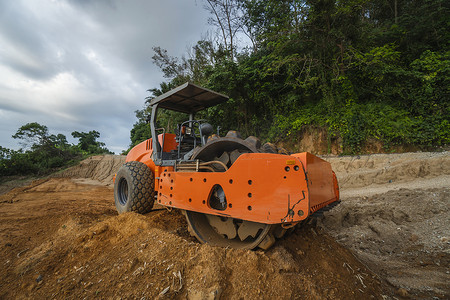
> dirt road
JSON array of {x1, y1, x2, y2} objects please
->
[
  {"x1": 0, "y1": 152, "x2": 448, "y2": 299},
  {"x1": 322, "y1": 152, "x2": 450, "y2": 298}
]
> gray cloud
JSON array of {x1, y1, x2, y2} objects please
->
[{"x1": 0, "y1": 0, "x2": 211, "y2": 153}]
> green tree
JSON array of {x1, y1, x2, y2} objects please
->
[
  {"x1": 12, "y1": 122, "x2": 50, "y2": 149},
  {"x1": 71, "y1": 130, "x2": 112, "y2": 154},
  {"x1": 4, "y1": 123, "x2": 84, "y2": 176},
  {"x1": 128, "y1": 109, "x2": 151, "y2": 149},
  {"x1": 134, "y1": 0, "x2": 449, "y2": 154},
  {"x1": 2, "y1": 123, "x2": 114, "y2": 176}
]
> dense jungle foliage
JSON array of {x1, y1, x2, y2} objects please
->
[
  {"x1": 0, "y1": 122, "x2": 112, "y2": 176},
  {"x1": 131, "y1": 0, "x2": 449, "y2": 154}
]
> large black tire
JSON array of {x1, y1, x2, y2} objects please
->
[{"x1": 114, "y1": 161, "x2": 155, "y2": 214}]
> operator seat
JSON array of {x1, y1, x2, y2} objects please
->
[
  {"x1": 176, "y1": 122, "x2": 214, "y2": 159},
  {"x1": 199, "y1": 123, "x2": 213, "y2": 144}
]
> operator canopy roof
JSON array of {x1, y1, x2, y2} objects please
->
[{"x1": 149, "y1": 82, "x2": 229, "y2": 114}]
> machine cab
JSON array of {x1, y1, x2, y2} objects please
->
[{"x1": 147, "y1": 82, "x2": 229, "y2": 166}]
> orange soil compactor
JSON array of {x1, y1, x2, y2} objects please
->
[{"x1": 114, "y1": 83, "x2": 339, "y2": 250}]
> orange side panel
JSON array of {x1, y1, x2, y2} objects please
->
[
  {"x1": 158, "y1": 133, "x2": 178, "y2": 152},
  {"x1": 332, "y1": 171, "x2": 340, "y2": 201},
  {"x1": 125, "y1": 133, "x2": 178, "y2": 173},
  {"x1": 291, "y1": 153, "x2": 339, "y2": 213},
  {"x1": 156, "y1": 153, "x2": 310, "y2": 224},
  {"x1": 126, "y1": 139, "x2": 155, "y2": 171},
  {"x1": 125, "y1": 142, "x2": 338, "y2": 225}
]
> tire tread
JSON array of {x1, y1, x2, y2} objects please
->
[{"x1": 114, "y1": 161, "x2": 155, "y2": 214}]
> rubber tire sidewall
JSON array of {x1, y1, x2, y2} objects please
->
[{"x1": 114, "y1": 161, "x2": 155, "y2": 214}]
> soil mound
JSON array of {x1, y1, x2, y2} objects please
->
[
  {"x1": 55, "y1": 155, "x2": 126, "y2": 186},
  {"x1": 318, "y1": 188, "x2": 449, "y2": 298},
  {"x1": 0, "y1": 178, "x2": 383, "y2": 299},
  {"x1": 1, "y1": 152, "x2": 449, "y2": 299}
]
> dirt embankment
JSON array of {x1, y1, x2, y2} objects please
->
[
  {"x1": 325, "y1": 151, "x2": 450, "y2": 197},
  {"x1": 0, "y1": 155, "x2": 126, "y2": 196},
  {"x1": 0, "y1": 151, "x2": 449, "y2": 299},
  {"x1": 54, "y1": 155, "x2": 126, "y2": 186},
  {"x1": 320, "y1": 151, "x2": 450, "y2": 298}
]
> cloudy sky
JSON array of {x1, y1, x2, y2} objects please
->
[{"x1": 0, "y1": 0, "x2": 211, "y2": 153}]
